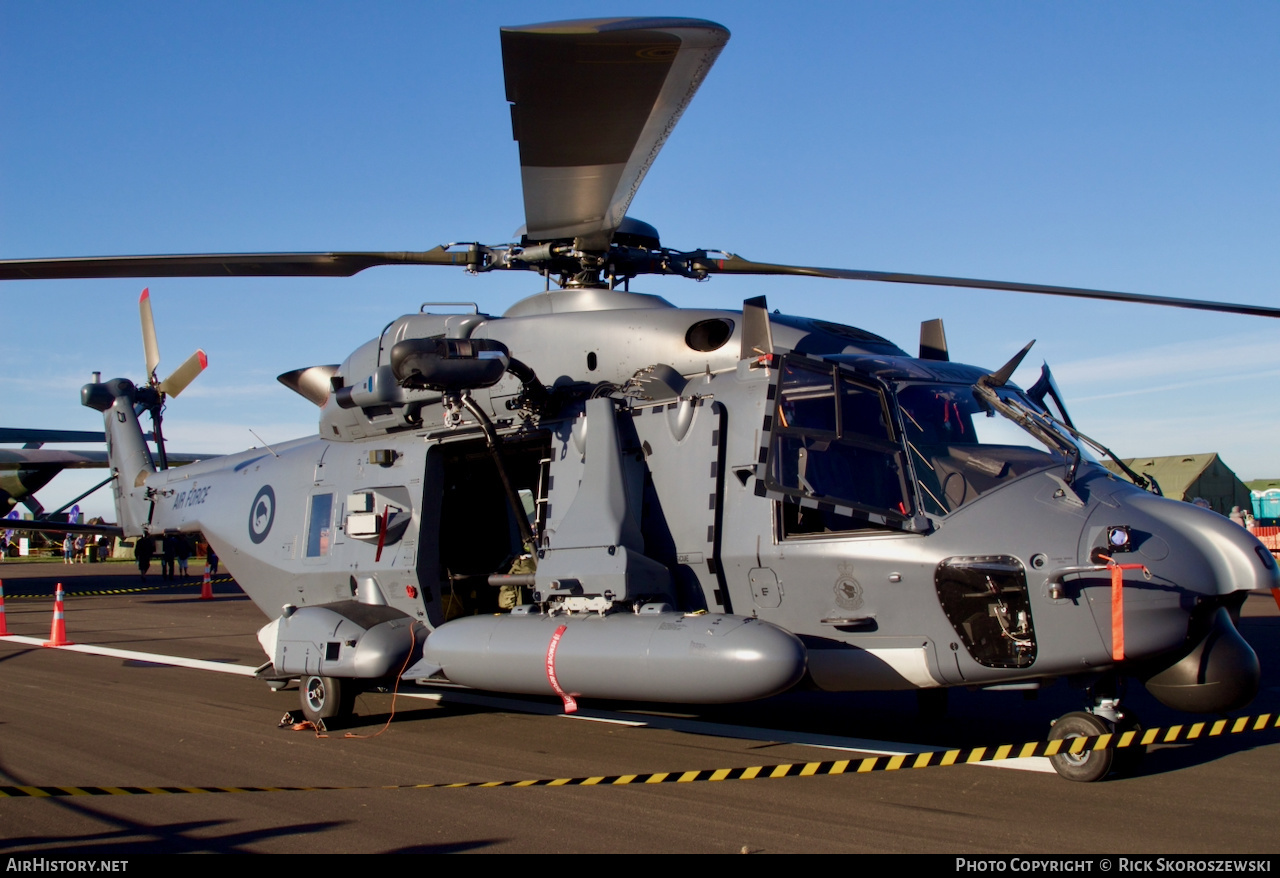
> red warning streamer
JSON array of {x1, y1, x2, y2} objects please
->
[
  {"x1": 544, "y1": 624, "x2": 578, "y2": 714},
  {"x1": 1100, "y1": 555, "x2": 1149, "y2": 662}
]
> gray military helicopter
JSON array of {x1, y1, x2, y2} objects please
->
[{"x1": 4, "y1": 18, "x2": 1279, "y2": 782}]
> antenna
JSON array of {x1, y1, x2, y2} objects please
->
[{"x1": 249, "y1": 429, "x2": 281, "y2": 458}]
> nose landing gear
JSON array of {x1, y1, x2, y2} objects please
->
[
  {"x1": 1048, "y1": 678, "x2": 1145, "y2": 782},
  {"x1": 1048, "y1": 711, "x2": 1114, "y2": 782}
]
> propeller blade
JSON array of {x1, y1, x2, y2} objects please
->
[
  {"x1": 0, "y1": 247, "x2": 478, "y2": 281},
  {"x1": 502, "y1": 18, "x2": 729, "y2": 249},
  {"x1": 696, "y1": 254, "x2": 1280, "y2": 320},
  {"x1": 158, "y1": 350, "x2": 207, "y2": 398},
  {"x1": 139, "y1": 288, "x2": 161, "y2": 379}
]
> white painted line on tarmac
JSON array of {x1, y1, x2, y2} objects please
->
[
  {"x1": 1, "y1": 635, "x2": 1052, "y2": 773},
  {"x1": 975, "y1": 756, "x2": 1054, "y2": 773},
  {"x1": 0, "y1": 634, "x2": 259, "y2": 676},
  {"x1": 397, "y1": 687, "x2": 1054, "y2": 773},
  {"x1": 559, "y1": 714, "x2": 648, "y2": 728}
]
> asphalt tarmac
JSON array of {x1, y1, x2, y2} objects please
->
[{"x1": 1, "y1": 562, "x2": 1278, "y2": 854}]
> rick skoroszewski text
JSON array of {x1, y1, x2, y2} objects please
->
[{"x1": 957, "y1": 860, "x2": 1273, "y2": 873}]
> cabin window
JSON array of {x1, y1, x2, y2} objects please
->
[
  {"x1": 767, "y1": 358, "x2": 912, "y2": 535},
  {"x1": 306, "y1": 493, "x2": 334, "y2": 557}
]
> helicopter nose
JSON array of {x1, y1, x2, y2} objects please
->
[
  {"x1": 1100, "y1": 488, "x2": 1280, "y2": 598},
  {"x1": 1092, "y1": 487, "x2": 1273, "y2": 713}
]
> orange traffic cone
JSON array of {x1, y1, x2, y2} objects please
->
[
  {"x1": 0, "y1": 579, "x2": 9, "y2": 636},
  {"x1": 200, "y1": 564, "x2": 213, "y2": 600},
  {"x1": 43, "y1": 583, "x2": 74, "y2": 647}
]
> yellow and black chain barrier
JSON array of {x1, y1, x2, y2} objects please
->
[
  {"x1": 1, "y1": 576, "x2": 237, "y2": 599},
  {"x1": 3, "y1": 712, "x2": 1276, "y2": 798}
]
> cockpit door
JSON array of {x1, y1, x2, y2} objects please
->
[{"x1": 759, "y1": 355, "x2": 918, "y2": 536}]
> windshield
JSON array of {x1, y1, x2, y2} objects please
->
[{"x1": 896, "y1": 382, "x2": 1095, "y2": 515}]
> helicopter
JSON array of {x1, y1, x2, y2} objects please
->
[{"x1": 3, "y1": 17, "x2": 1279, "y2": 783}]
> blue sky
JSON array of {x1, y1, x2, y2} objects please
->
[{"x1": 3, "y1": 2, "x2": 1278, "y2": 519}]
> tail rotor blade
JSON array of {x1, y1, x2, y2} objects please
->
[
  {"x1": 158, "y1": 350, "x2": 207, "y2": 398},
  {"x1": 139, "y1": 288, "x2": 161, "y2": 379}
]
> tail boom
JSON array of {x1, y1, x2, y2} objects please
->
[{"x1": 81, "y1": 378, "x2": 156, "y2": 536}]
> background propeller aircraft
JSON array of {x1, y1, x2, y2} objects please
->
[
  {"x1": 1, "y1": 428, "x2": 119, "y2": 517},
  {"x1": 3, "y1": 7, "x2": 1278, "y2": 781},
  {"x1": 0, "y1": 427, "x2": 207, "y2": 520}
]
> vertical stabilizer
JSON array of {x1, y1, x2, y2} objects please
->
[{"x1": 81, "y1": 378, "x2": 156, "y2": 536}]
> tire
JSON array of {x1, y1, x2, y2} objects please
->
[
  {"x1": 1048, "y1": 711, "x2": 1114, "y2": 782},
  {"x1": 300, "y1": 675, "x2": 356, "y2": 725}
]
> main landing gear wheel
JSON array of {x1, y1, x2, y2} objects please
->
[
  {"x1": 1048, "y1": 711, "x2": 1113, "y2": 782},
  {"x1": 300, "y1": 675, "x2": 356, "y2": 726}
]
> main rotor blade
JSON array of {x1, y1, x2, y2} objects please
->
[
  {"x1": 158, "y1": 350, "x2": 208, "y2": 398},
  {"x1": 698, "y1": 255, "x2": 1280, "y2": 319},
  {"x1": 139, "y1": 288, "x2": 160, "y2": 378},
  {"x1": 0, "y1": 247, "x2": 476, "y2": 281},
  {"x1": 502, "y1": 18, "x2": 729, "y2": 248},
  {"x1": 0, "y1": 428, "x2": 107, "y2": 444}
]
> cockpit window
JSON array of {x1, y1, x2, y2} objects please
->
[
  {"x1": 767, "y1": 358, "x2": 913, "y2": 535},
  {"x1": 897, "y1": 383, "x2": 1081, "y2": 515}
]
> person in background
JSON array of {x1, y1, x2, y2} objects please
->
[
  {"x1": 175, "y1": 534, "x2": 191, "y2": 579},
  {"x1": 135, "y1": 535, "x2": 154, "y2": 581},
  {"x1": 63, "y1": 533, "x2": 74, "y2": 564},
  {"x1": 161, "y1": 534, "x2": 176, "y2": 581}
]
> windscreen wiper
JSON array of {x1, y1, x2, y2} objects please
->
[
  {"x1": 1035, "y1": 410, "x2": 1161, "y2": 496},
  {"x1": 972, "y1": 383, "x2": 1082, "y2": 485}
]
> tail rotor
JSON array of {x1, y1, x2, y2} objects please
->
[{"x1": 136, "y1": 288, "x2": 206, "y2": 468}]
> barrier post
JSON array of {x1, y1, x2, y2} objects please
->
[{"x1": 42, "y1": 583, "x2": 74, "y2": 647}]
